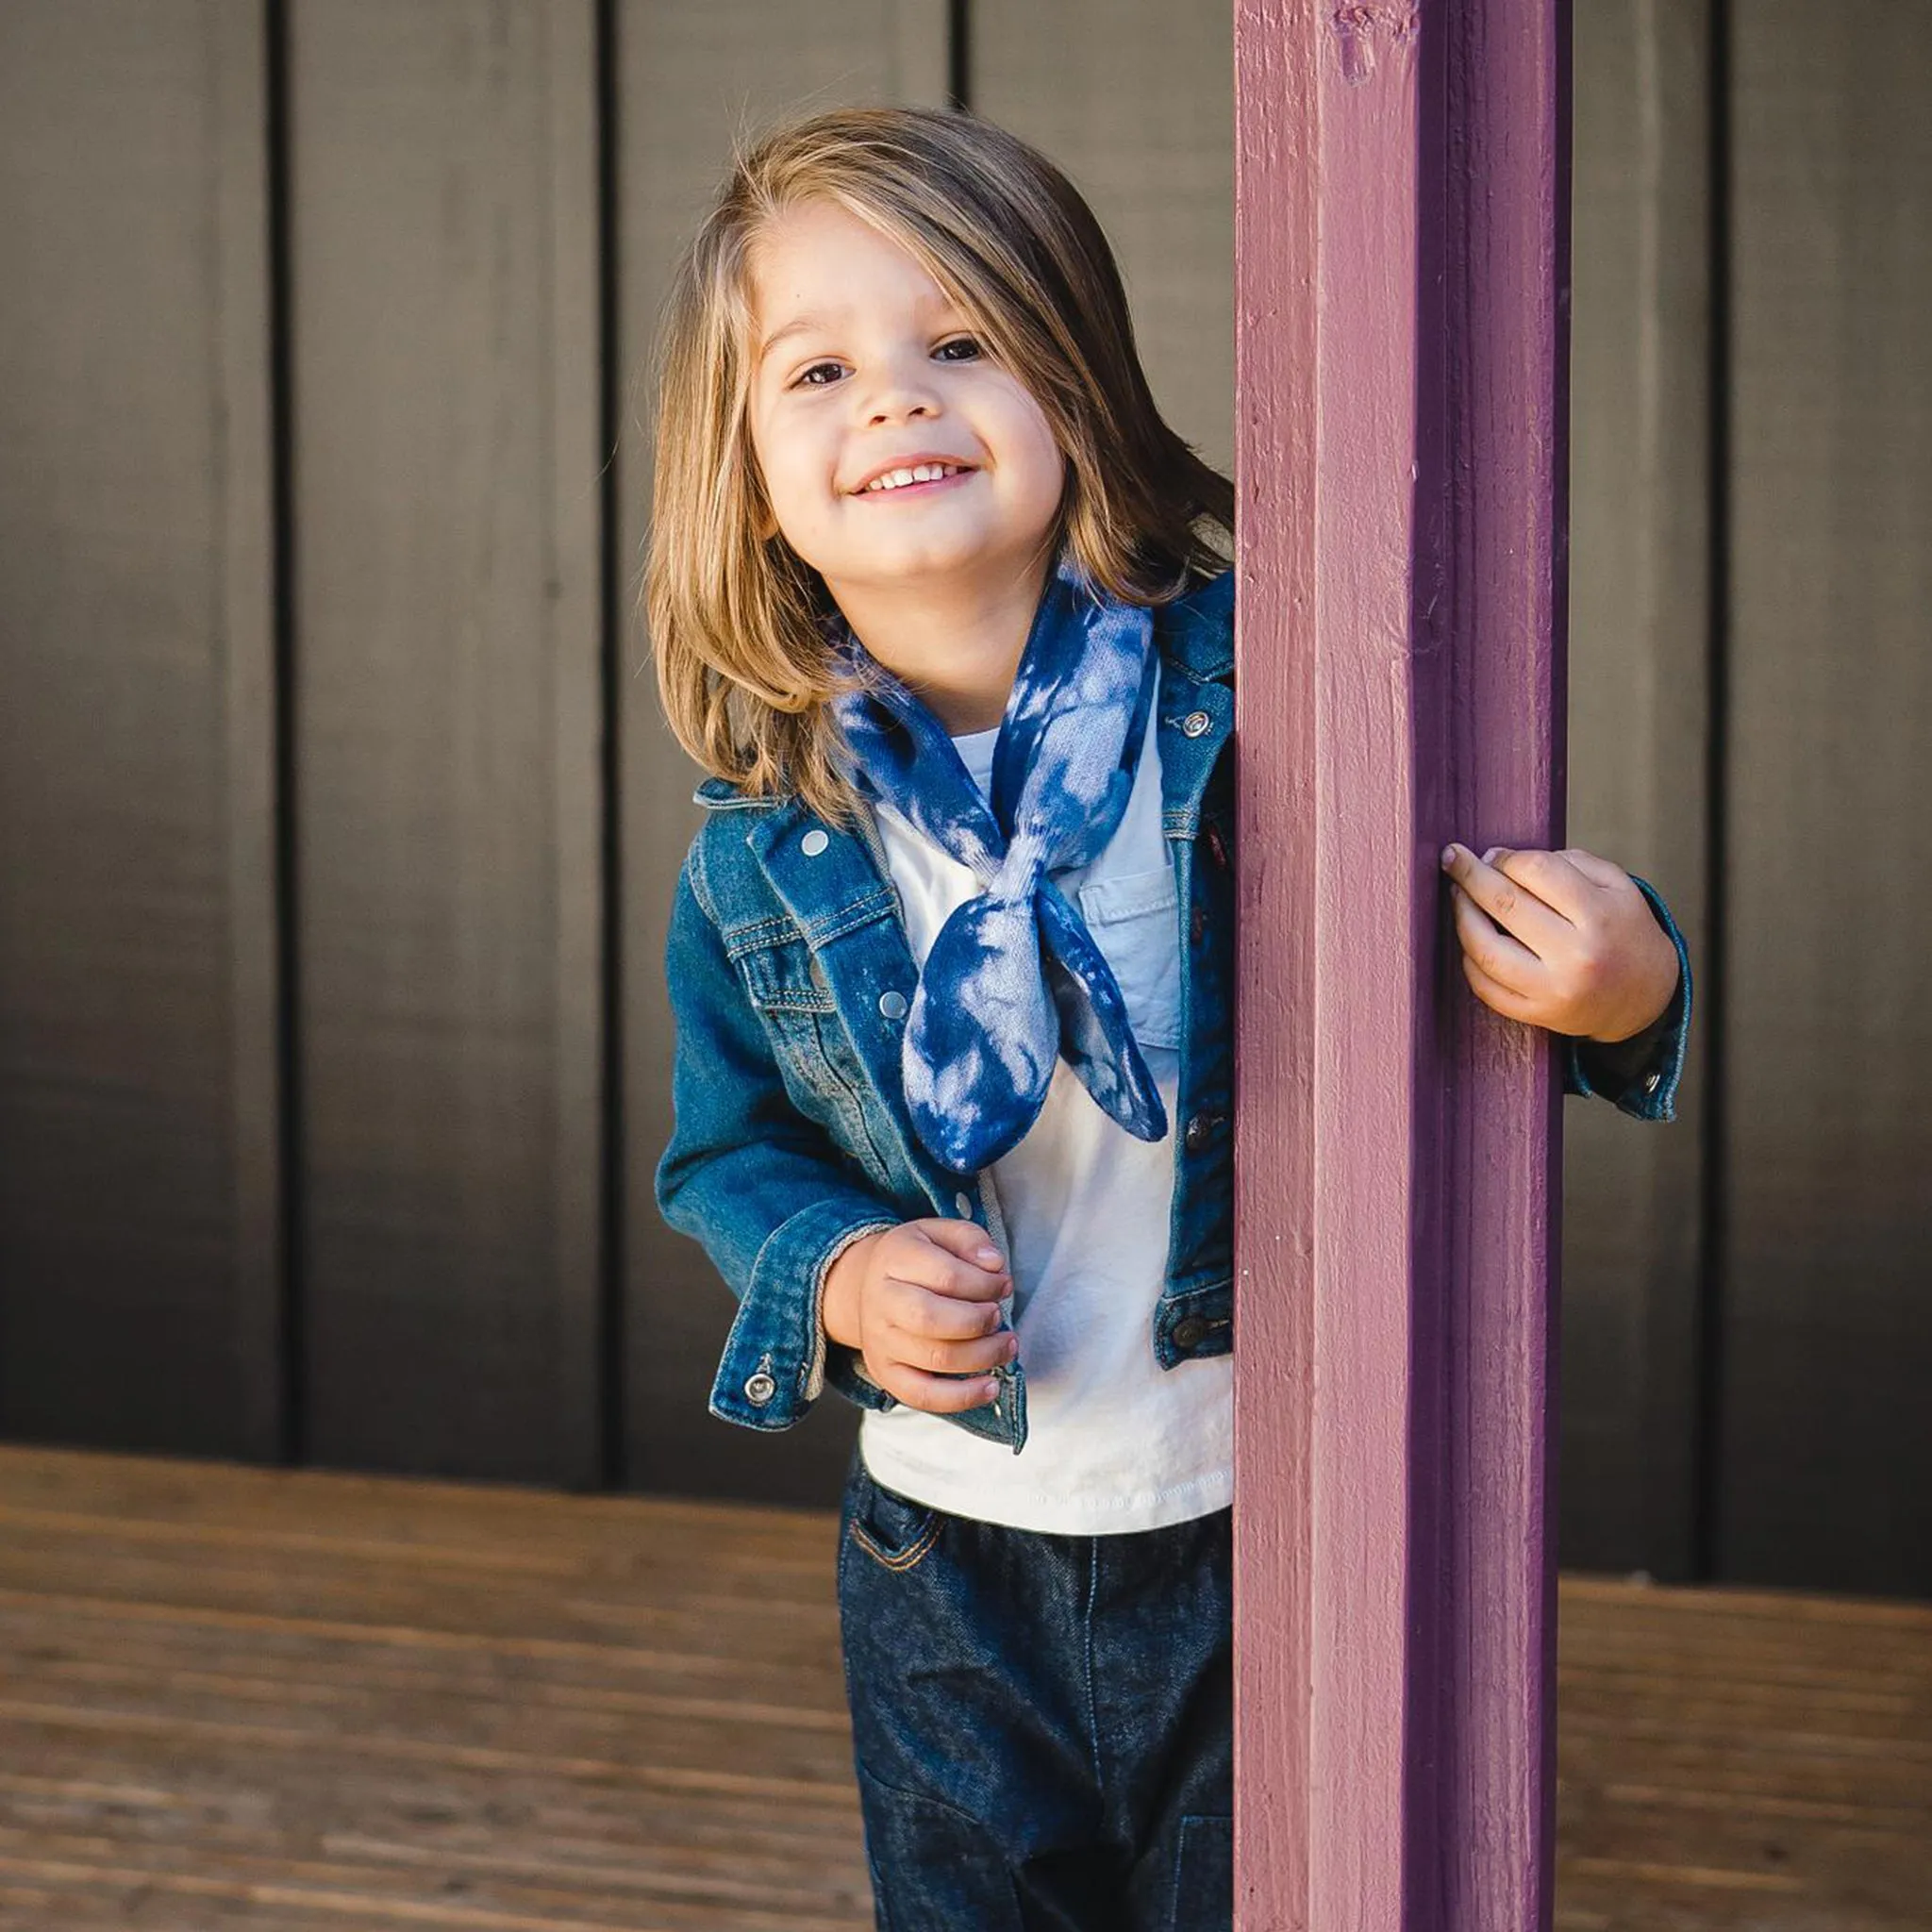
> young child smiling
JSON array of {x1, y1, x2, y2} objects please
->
[{"x1": 646, "y1": 105, "x2": 1690, "y2": 1931}]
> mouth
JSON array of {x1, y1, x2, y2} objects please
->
[{"x1": 851, "y1": 460, "x2": 977, "y2": 499}]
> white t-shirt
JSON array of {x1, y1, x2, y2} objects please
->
[{"x1": 857, "y1": 708, "x2": 1234, "y2": 1534}]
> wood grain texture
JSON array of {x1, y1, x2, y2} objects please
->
[
  {"x1": 616, "y1": 2, "x2": 945, "y2": 1507},
  {"x1": 1559, "y1": 0, "x2": 1713, "y2": 1583},
  {"x1": 1230, "y1": 3, "x2": 1320, "y2": 1915},
  {"x1": 288, "y1": 2, "x2": 604, "y2": 1484},
  {"x1": 0, "y1": 0, "x2": 281, "y2": 1458},
  {"x1": 1234, "y1": 0, "x2": 1571, "y2": 1924},
  {"x1": 972, "y1": 0, "x2": 1234, "y2": 479},
  {"x1": 1717, "y1": 1, "x2": 1932, "y2": 1597},
  {"x1": 1554, "y1": 1575, "x2": 1932, "y2": 1932},
  {"x1": 0, "y1": 1447, "x2": 870, "y2": 1932},
  {"x1": 0, "y1": 1447, "x2": 1923, "y2": 1931}
]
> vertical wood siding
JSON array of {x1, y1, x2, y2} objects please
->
[
  {"x1": 288, "y1": 2, "x2": 604, "y2": 1483},
  {"x1": 0, "y1": 0, "x2": 281, "y2": 1458},
  {"x1": 1558, "y1": 0, "x2": 1713, "y2": 1580},
  {"x1": 1719, "y1": 0, "x2": 1932, "y2": 1597},
  {"x1": 0, "y1": 0, "x2": 1924, "y2": 1609}
]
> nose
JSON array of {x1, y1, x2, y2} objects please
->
[{"x1": 855, "y1": 349, "x2": 941, "y2": 426}]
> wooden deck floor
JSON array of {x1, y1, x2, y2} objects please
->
[{"x1": 0, "y1": 1448, "x2": 1923, "y2": 1931}]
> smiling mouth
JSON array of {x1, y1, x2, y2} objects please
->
[{"x1": 854, "y1": 463, "x2": 976, "y2": 497}]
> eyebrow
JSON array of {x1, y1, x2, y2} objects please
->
[
  {"x1": 757, "y1": 291, "x2": 967, "y2": 366},
  {"x1": 758, "y1": 315, "x2": 826, "y2": 363}
]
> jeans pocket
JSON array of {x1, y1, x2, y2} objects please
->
[
  {"x1": 1170, "y1": 1814, "x2": 1233, "y2": 1932},
  {"x1": 846, "y1": 1466, "x2": 942, "y2": 1574}
]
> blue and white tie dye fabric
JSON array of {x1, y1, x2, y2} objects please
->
[{"x1": 827, "y1": 548, "x2": 1170, "y2": 1174}]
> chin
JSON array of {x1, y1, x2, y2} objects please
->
[{"x1": 836, "y1": 536, "x2": 1003, "y2": 583}]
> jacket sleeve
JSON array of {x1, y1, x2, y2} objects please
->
[
  {"x1": 1561, "y1": 873, "x2": 1693, "y2": 1122},
  {"x1": 654, "y1": 848, "x2": 902, "y2": 1431}
]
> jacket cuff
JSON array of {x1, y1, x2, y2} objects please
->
[
  {"x1": 708, "y1": 1199, "x2": 898, "y2": 1430},
  {"x1": 1563, "y1": 873, "x2": 1692, "y2": 1122}
]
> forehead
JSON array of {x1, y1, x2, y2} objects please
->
[{"x1": 746, "y1": 202, "x2": 961, "y2": 346}]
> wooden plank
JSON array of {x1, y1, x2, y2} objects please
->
[
  {"x1": 0, "y1": 0, "x2": 281, "y2": 1457},
  {"x1": 1555, "y1": 1580, "x2": 1932, "y2": 1932},
  {"x1": 0, "y1": 1448, "x2": 869, "y2": 1932},
  {"x1": 1559, "y1": 0, "x2": 1713, "y2": 1582},
  {"x1": 1233, "y1": 1, "x2": 1572, "y2": 1924},
  {"x1": 1717, "y1": 1, "x2": 1932, "y2": 1597},
  {"x1": 1, "y1": 1448, "x2": 1927, "y2": 1932},
  {"x1": 288, "y1": 2, "x2": 605, "y2": 1484},
  {"x1": 972, "y1": 0, "x2": 1235, "y2": 479},
  {"x1": 615, "y1": 3, "x2": 952, "y2": 1506}
]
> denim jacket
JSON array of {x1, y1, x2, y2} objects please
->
[{"x1": 654, "y1": 568, "x2": 1692, "y2": 1454}]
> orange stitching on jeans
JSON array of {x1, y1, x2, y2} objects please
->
[{"x1": 848, "y1": 1512, "x2": 941, "y2": 1573}]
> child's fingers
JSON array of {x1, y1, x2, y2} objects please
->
[
  {"x1": 1487, "y1": 846, "x2": 1597, "y2": 924},
  {"x1": 1441, "y1": 843, "x2": 1570, "y2": 952},
  {"x1": 1459, "y1": 951, "x2": 1545, "y2": 1026},
  {"x1": 885, "y1": 1255, "x2": 1011, "y2": 1304},
  {"x1": 885, "y1": 1223, "x2": 1010, "y2": 1301},
  {"x1": 886, "y1": 1323, "x2": 1019, "y2": 1383},
  {"x1": 912, "y1": 1215, "x2": 1008, "y2": 1274},
  {"x1": 1448, "y1": 882, "x2": 1542, "y2": 994},
  {"x1": 873, "y1": 1362, "x2": 1010, "y2": 1416},
  {"x1": 885, "y1": 1278, "x2": 1008, "y2": 1341}
]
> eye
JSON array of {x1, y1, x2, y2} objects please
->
[{"x1": 786, "y1": 336, "x2": 984, "y2": 390}]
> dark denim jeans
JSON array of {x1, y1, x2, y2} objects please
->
[{"x1": 836, "y1": 1448, "x2": 1233, "y2": 1931}]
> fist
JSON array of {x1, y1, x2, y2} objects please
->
[
  {"x1": 821, "y1": 1218, "x2": 1018, "y2": 1414},
  {"x1": 1440, "y1": 842, "x2": 1680, "y2": 1043}
]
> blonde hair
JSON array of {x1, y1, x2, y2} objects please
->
[{"x1": 642, "y1": 104, "x2": 1234, "y2": 824}]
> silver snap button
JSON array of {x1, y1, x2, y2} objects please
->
[
  {"x1": 953, "y1": 1191, "x2": 973, "y2": 1217},
  {"x1": 1643, "y1": 1071, "x2": 1662, "y2": 1094},
  {"x1": 743, "y1": 1370, "x2": 777, "y2": 1406},
  {"x1": 1181, "y1": 709, "x2": 1211, "y2": 738},
  {"x1": 878, "y1": 990, "x2": 908, "y2": 1020},
  {"x1": 800, "y1": 828, "x2": 830, "y2": 857}
]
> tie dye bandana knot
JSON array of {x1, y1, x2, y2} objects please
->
[{"x1": 826, "y1": 548, "x2": 1170, "y2": 1174}]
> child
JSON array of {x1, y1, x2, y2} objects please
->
[{"x1": 646, "y1": 105, "x2": 1690, "y2": 1932}]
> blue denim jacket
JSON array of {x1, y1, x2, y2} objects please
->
[{"x1": 654, "y1": 568, "x2": 1691, "y2": 1454}]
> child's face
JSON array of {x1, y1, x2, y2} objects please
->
[{"x1": 743, "y1": 200, "x2": 1066, "y2": 605}]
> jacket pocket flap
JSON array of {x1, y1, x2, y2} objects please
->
[{"x1": 735, "y1": 935, "x2": 836, "y2": 1014}]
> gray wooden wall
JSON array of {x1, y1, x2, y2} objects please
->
[
  {"x1": 0, "y1": 0, "x2": 1924, "y2": 1595},
  {"x1": 1562, "y1": 0, "x2": 1715, "y2": 1583}
]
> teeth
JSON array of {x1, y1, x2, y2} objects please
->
[{"x1": 862, "y1": 462, "x2": 964, "y2": 492}]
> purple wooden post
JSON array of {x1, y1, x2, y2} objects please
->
[{"x1": 1231, "y1": 3, "x2": 1571, "y2": 1929}]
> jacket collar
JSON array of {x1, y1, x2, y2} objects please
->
[
  {"x1": 1152, "y1": 564, "x2": 1235, "y2": 682},
  {"x1": 1152, "y1": 568, "x2": 1234, "y2": 832}
]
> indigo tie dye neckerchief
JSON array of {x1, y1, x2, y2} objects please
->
[{"x1": 827, "y1": 548, "x2": 1169, "y2": 1174}]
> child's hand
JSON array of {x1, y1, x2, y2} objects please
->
[
  {"x1": 1440, "y1": 842, "x2": 1681, "y2": 1043},
  {"x1": 821, "y1": 1219, "x2": 1018, "y2": 1413}
]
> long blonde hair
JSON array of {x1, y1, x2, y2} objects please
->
[{"x1": 643, "y1": 104, "x2": 1233, "y2": 824}]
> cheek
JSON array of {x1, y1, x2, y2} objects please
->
[
  {"x1": 751, "y1": 428, "x2": 820, "y2": 520},
  {"x1": 1020, "y1": 420, "x2": 1069, "y2": 515},
  {"x1": 983, "y1": 391, "x2": 1063, "y2": 499}
]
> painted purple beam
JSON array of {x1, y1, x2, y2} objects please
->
[{"x1": 1232, "y1": 3, "x2": 1571, "y2": 1929}]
